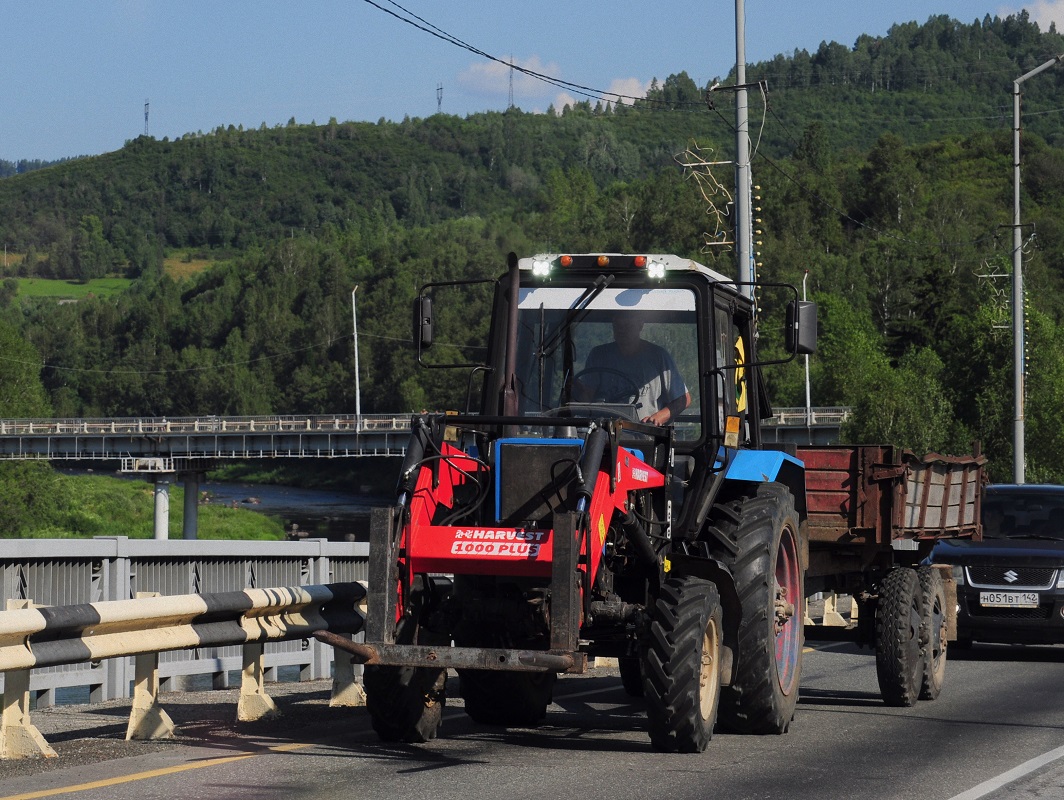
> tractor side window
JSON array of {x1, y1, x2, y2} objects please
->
[{"x1": 713, "y1": 307, "x2": 733, "y2": 434}]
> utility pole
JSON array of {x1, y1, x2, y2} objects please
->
[
  {"x1": 803, "y1": 270, "x2": 811, "y2": 437},
  {"x1": 437, "y1": 83, "x2": 443, "y2": 114},
  {"x1": 734, "y1": 0, "x2": 753, "y2": 298},
  {"x1": 352, "y1": 286, "x2": 362, "y2": 429},
  {"x1": 144, "y1": 99, "x2": 149, "y2": 136},
  {"x1": 1011, "y1": 54, "x2": 1064, "y2": 484}
]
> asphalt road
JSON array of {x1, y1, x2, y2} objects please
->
[{"x1": 2, "y1": 641, "x2": 1062, "y2": 800}]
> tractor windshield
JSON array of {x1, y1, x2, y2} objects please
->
[{"x1": 514, "y1": 286, "x2": 701, "y2": 440}]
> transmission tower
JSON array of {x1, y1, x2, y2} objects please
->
[
  {"x1": 144, "y1": 99, "x2": 149, "y2": 136},
  {"x1": 437, "y1": 83, "x2": 443, "y2": 114}
]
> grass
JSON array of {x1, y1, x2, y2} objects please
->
[
  {"x1": 14, "y1": 277, "x2": 132, "y2": 300},
  {"x1": 1, "y1": 251, "x2": 26, "y2": 272},
  {"x1": 15, "y1": 472, "x2": 285, "y2": 540},
  {"x1": 163, "y1": 251, "x2": 216, "y2": 280},
  {"x1": 1, "y1": 249, "x2": 216, "y2": 291}
]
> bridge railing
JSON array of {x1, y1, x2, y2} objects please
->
[
  {"x1": 0, "y1": 413, "x2": 414, "y2": 437},
  {"x1": 764, "y1": 407, "x2": 852, "y2": 427}
]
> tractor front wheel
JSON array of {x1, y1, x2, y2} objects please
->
[
  {"x1": 363, "y1": 578, "x2": 446, "y2": 743},
  {"x1": 642, "y1": 575, "x2": 723, "y2": 753}
]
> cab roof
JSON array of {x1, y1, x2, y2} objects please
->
[{"x1": 518, "y1": 253, "x2": 734, "y2": 285}]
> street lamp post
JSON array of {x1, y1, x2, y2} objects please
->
[
  {"x1": 1012, "y1": 54, "x2": 1064, "y2": 484},
  {"x1": 351, "y1": 286, "x2": 362, "y2": 430}
]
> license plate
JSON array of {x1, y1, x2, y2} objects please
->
[{"x1": 979, "y1": 591, "x2": 1039, "y2": 608}]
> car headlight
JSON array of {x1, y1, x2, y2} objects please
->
[
  {"x1": 1057, "y1": 569, "x2": 1064, "y2": 589},
  {"x1": 953, "y1": 564, "x2": 966, "y2": 586}
]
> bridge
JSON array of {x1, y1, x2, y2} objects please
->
[
  {"x1": 0, "y1": 413, "x2": 413, "y2": 540},
  {"x1": 0, "y1": 407, "x2": 848, "y2": 539}
]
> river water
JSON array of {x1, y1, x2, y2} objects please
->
[{"x1": 201, "y1": 481, "x2": 386, "y2": 542}]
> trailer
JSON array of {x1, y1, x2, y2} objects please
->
[{"x1": 800, "y1": 444, "x2": 986, "y2": 705}]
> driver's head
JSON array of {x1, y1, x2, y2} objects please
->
[{"x1": 611, "y1": 314, "x2": 645, "y2": 349}]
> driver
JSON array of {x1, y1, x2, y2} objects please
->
[{"x1": 573, "y1": 314, "x2": 691, "y2": 425}]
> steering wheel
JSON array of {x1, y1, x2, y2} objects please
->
[{"x1": 574, "y1": 366, "x2": 642, "y2": 404}]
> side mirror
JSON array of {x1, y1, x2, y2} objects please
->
[
  {"x1": 413, "y1": 295, "x2": 433, "y2": 350},
  {"x1": 786, "y1": 300, "x2": 817, "y2": 355}
]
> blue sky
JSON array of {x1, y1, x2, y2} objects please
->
[{"x1": 1, "y1": 1, "x2": 1058, "y2": 162}]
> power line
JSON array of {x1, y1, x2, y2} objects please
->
[{"x1": 363, "y1": 0, "x2": 666, "y2": 107}]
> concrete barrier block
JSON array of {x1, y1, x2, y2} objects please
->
[
  {"x1": 236, "y1": 643, "x2": 279, "y2": 722},
  {"x1": 1, "y1": 669, "x2": 56, "y2": 759}
]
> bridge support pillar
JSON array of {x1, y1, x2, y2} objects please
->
[
  {"x1": 153, "y1": 477, "x2": 171, "y2": 540},
  {"x1": 181, "y1": 472, "x2": 200, "y2": 540}
]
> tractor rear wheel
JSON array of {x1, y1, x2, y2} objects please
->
[
  {"x1": 717, "y1": 483, "x2": 803, "y2": 735},
  {"x1": 917, "y1": 565, "x2": 947, "y2": 701},
  {"x1": 642, "y1": 575, "x2": 723, "y2": 753},
  {"x1": 459, "y1": 670, "x2": 556, "y2": 726},
  {"x1": 875, "y1": 566, "x2": 925, "y2": 707}
]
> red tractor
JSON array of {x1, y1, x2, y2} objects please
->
[{"x1": 323, "y1": 252, "x2": 816, "y2": 752}]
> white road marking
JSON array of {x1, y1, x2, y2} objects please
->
[{"x1": 947, "y1": 744, "x2": 1064, "y2": 800}]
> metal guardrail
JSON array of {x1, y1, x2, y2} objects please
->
[
  {"x1": 0, "y1": 538, "x2": 369, "y2": 705},
  {"x1": 0, "y1": 580, "x2": 367, "y2": 758}
]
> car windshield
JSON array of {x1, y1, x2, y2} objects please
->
[{"x1": 982, "y1": 490, "x2": 1064, "y2": 542}]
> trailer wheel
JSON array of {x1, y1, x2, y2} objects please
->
[
  {"x1": 917, "y1": 565, "x2": 947, "y2": 701},
  {"x1": 717, "y1": 482, "x2": 803, "y2": 735},
  {"x1": 364, "y1": 591, "x2": 446, "y2": 743},
  {"x1": 642, "y1": 575, "x2": 723, "y2": 753},
  {"x1": 619, "y1": 656, "x2": 644, "y2": 697},
  {"x1": 875, "y1": 566, "x2": 925, "y2": 707},
  {"x1": 459, "y1": 670, "x2": 556, "y2": 727}
]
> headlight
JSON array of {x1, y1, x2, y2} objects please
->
[
  {"x1": 1057, "y1": 569, "x2": 1064, "y2": 589},
  {"x1": 952, "y1": 564, "x2": 966, "y2": 586}
]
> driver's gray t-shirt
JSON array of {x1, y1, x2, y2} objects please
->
[{"x1": 583, "y1": 340, "x2": 688, "y2": 419}]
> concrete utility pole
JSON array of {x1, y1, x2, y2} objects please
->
[
  {"x1": 1012, "y1": 54, "x2": 1064, "y2": 485},
  {"x1": 734, "y1": 0, "x2": 753, "y2": 297},
  {"x1": 352, "y1": 286, "x2": 362, "y2": 429},
  {"x1": 803, "y1": 270, "x2": 811, "y2": 435}
]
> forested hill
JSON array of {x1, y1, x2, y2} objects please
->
[
  {"x1": 3, "y1": 11, "x2": 1064, "y2": 482},
  {"x1": 2, "y1": 12, "x2": 1063, "y2": 268}
]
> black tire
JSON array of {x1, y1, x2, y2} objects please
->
[
  {"x1": 918, "y1": 565, "x2": 947, "y2": 701},
  {"x1": 619, "y1": 656, "x2": 644, "y2": 697},
  {"x1": 875, "y1": 567, "x2": 925, "y2": 707},
  {"x1": 717, "y1": 483, "x2": 804, "y2": 735},
  {"x1": 642, "y1": 575, "x2": 723, "y2": 753},
  {"x1": 364, "y1": 662, "x2": 446, "y2": 743},
  {"x1": 459, "y1": 670, "x2": 556, "y2": 726},
  {"x1": 363, "y1": 584, "x2": 446, "y2": 743}
]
